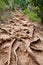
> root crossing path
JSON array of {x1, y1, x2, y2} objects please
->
[{"x1": 0, "y1": 11, "x2": 43, "y2": 65}]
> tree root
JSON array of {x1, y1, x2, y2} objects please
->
[
  {"x1": 13, "y1": 38, "x2": 23, "y2": 65},
  {"x1": 20, "y1": 39, "x2": 40, "y2": 65},
  {"x1": 25, "y1": 45, "x2": 40, "y2": 65},
  {"x1": 8, "y1": 45, "x2": 12, "y2": 65},
  {"x1": 30, "y1": 44, "x2": 43, "y2": 52},
  {"x1": 14, "y1": 50, "x2": 18, "y2": 65},
  {"x1": 8, "y1": 38, "x2": 21, "y2": 65},
  {"x1": 8, "y1": 39, "x2": 16, "y2": 65},
  {"x1": 0, "y1": 27, "x2": 11, "y2": 35}
]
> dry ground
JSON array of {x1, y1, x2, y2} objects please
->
[{"x1": 0, "y1": 10, "x2": 43, "y2": 65}]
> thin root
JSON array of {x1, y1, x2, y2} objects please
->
[
  {"x1": 14, "y1": 50, "x2": 18, "y2": 65},
  {"x1": 0, "y1": 27, "x2": 11, "y2": 35},
  {"x1": 30, "y1": 44, "x2": 43, "y2": 52},
  {"x1": 8, "y1": 38, "x2": 16, "y2": 65}
]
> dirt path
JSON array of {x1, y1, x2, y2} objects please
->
[{"x1": 0, "y1": 11, "x2": 43, "y2": 65}]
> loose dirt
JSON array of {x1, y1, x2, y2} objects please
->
[{"x1": 0, "y1": 10, "x2": 43, "y2": 65}]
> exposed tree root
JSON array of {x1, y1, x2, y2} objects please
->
[
  {"x1": 8, "y1": 38, "x2": 21, "y2": 65},
  {"x1": 30, "y1": 44, "x2": 43, "y2": 52},
  {"x1": 0, "y1": 11, "x2": 43, "y2": 65},
  {"x1": 25, "y1": 47, "x2": 40, "y2": 65},
  {"x1": 20, "y1": 39, "x2": 40, "y2": 65},
  {"x1": 8, "y1": 39, "x2": 16, "y2": 65},
  {"x1": 0, "y1": 27, "x2": 11, "y2": 35},
  {"x1": 14, "y1": 50, "x2": 18, "y2": 65}
]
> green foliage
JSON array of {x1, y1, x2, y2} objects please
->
[
  {"x1": 30, "y1": 0, "x2": 43, "y2": 24},
  {"x1": 22, "y1": 8, "x2": 41, "y2": 22},
  {"x1": 22, "y1": 9, "x2": 29, "y2": 14},
  {"x1": 29, "y1": 12, "x2": 41, "y2": 22},
  {"x1": 19, "y1": 0, "x2": 29, "y2": 10},
  {"x1": 0, "y1": 0, "x2": 15, "y2": 11},
  {"x1": 0, "y1": 0, "x2": 7, "y2": 11},
  {"x1": 0, "y1": 0, "x2": 29, "y2": 11}
]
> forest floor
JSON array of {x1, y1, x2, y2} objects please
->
[{"x1": 0, "y1": 10, "x2": 43, "y2": 65}]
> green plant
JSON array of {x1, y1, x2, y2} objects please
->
[
  {"x1": 30, "y1": 0, "x2": 43, "y2": 24},
  {"x1": 0, "y1": 1, "x2": 6, "y2": 11},
  {"x1": 28, "y1": 12, "x2": 41, "y2": 22},
  {"x1": 22, "y1": 9, "x2": 29, "y2": 14}
]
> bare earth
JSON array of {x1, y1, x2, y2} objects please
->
[{"x1": 0, "y1": 11, "x2": 43, "y2": 65}]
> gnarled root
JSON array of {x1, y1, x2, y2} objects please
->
[
  {"x1": 21, "y1": 39, "x2": 40, "y2": 65},
  {"x1": 25, "y1": 46, "x2": 40, "y2": 65}
]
